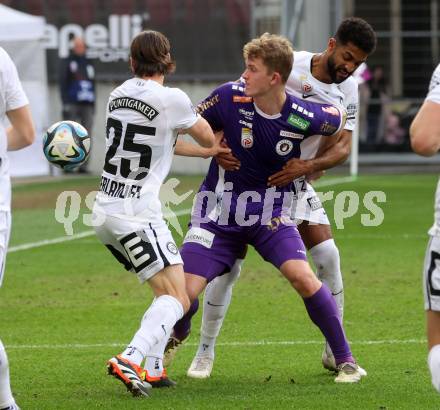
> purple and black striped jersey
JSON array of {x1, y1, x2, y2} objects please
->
[{"x1": 196, "y1": 81, "x2": 345, "y2": 225}]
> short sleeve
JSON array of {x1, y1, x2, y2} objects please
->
[
  {"x1": 343, "y1": 79, "x2": 359, "y2": 131},
  {"x1": 426, "y1": 64, "x2": 440, "y2": 104},
  {"x1": 167, "y1": 88, "x2": 199, "y2": 130},
  {"x1": 196, "y1": 83, "x2": 231, "y2": 132},
  {"x1": 0, "y1": 48, "x2": 28, "y2": 111}
]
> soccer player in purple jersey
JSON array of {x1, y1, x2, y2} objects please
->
[
  {"x1": 171, "y1": 33, "x2": 365, "y2": 383},
  {"x1": 184, "y1": 17, "x2": 376, "y2": 378}
]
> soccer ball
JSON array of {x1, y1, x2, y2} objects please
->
[{"x1": 43, "y1": 120, "x2": 90, "y2": 171}]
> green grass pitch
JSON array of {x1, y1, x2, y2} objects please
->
[{"x1": 1, "y1": 173, "x2": 439, "y2": 409}]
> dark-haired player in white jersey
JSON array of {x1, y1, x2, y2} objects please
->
[
  {"x1": 178, "y1": 17, "x2": 377, "y2": 379},
  {"x1": 410, "y1": 63, "x2": 440, "y2": 394},
  {"x1": 0, "y1": 47, "x2": 35, "y2": 410},
  {"x1": 92, "y1": 30, "x2": 215, "y2": 397}
]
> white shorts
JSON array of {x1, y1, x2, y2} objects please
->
[
  {"x1": 0, "y1": 211, "x2": 11, "y2": 288},
  {"x1": 291, "y1": 180, "x2": 330, "y2": 225},
  {"x1": 93, "y1": 213, "x2": 183, "y2": 284},
  {"x1": 424, "y1": 235, "x2": 440, "y2": 311}
]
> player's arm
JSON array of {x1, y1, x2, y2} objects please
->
[
  {"x1": 175, "y1": 131, "x2": 231, "y2": 158},
  {"x1": 180, "y1": 116, "x2": 215, "y2": 148},
  {"x1": 6, "y1": 105, "x2": 35, "y2": 151},
  {"x1": 410, "y1": 100, "x2": 440, "y2": 156},
  {"x1": 268, "y1": 103, "x2": 347, "y2": 187}
]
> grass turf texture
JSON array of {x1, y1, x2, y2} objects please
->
[{"x1": 1, "y1": 174, "x2": 439, "y2": 409}]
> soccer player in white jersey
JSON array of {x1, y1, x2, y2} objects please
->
[
  {"x1": 410, "y1": 63, "x2": 440, "y2": 394},
  {"x1": 92, "y1": 30, "x2": 215, "y2": 397},
  {"x1": 0, "y1": 47, "x2": 35, "y2": 410},
  {"x1": 177, "y1": 17, "x2": 377, "y2": 378}
]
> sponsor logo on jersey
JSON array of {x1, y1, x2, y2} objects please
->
[
  {"x1": 233, "y1": 95, "x2": 253, "y2": 103},
  {"x1": 346, "y1": 103, "x2": 357, "y2": 119},
  {"x1": 198, "y1": 94, "x2": 219, "y2": 114},
  {"x1": 287, "y1": 113, "x2": 310, "y2": 131},
  {"x1": 291, "y1": 103, "x2": 314, "y2": 118},
  {"x1": 321, "y1": 106, "x2": 340, "y2": 116},
  {"x1": 239, "y1": 108, "x2": 254, "y2": 119},
  {"x1": 108, "y1": 97, "x2": 159, "y2": 120},
  {"x1": 239, "y1": 119, "x2": 252, "y2": 129},
  {"x1": 302, "y1": 93, "x2": 317, "y2": 99},
  {"x1": 307, "y1": 195, "x2": 323, "y2": 211},
  {"x1": 231, "y1": 84, "x2": 245, "y2": 92},
  {"x1": 241, "y1": 128, "x2": 253, "y2": 148},
  {"x1": 184, "y1": 227, "x2": 215, "y2": 248},
  {"x1": 279, "y1": 130, "x2": 304, "y2": 139},
  {"x1": 276, "y1": 139, "x2": 294, "y2": 156},
  {"x1": 166, "y1": 241, "x2": 179, "y2": 255},
  {"x1": 99, "y1": 176, "x2": 141, "y2": 199},
  {"x1": 320, "y1": 121, "x2": 337, "y2": 134}
]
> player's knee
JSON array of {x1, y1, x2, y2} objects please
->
[
  {"x1": 309, "y1": 239, "x2": 341, "y2": 277},
  {"x1": 230, "y1": 259, "x2": 243, "y2": 281},
  {"x1": 281, "y1": 260, "x2": 321, "y2": 297}
]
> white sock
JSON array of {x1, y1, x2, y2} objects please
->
[
  {"x1": 309, "y1": 239, "x2": 344, "y2": 319},
  {"x1": 122, "y1": 295, "x2": 184, "y2": 366},
  {"x1": 197, "y1": 259, "x2": 243, "y2": 358},
  {"x1": 428, "y1": 344, "x2": 440, "y2": 393},
  {"x1": 309, "y1": 239, "x2": 344, "y2": 357},
  {"x1": 143, "y1": 327, "x2": 171, "y2": 378},
  {"x1": 0, "y1": 339, "x2": 15, "y2": 409}
]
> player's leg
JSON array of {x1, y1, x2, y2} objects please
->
[
  {"x1": 423, "y1": 236, "x2": 440, "y2": 393},
  {"x1": 254, "y1": 223, "x2": 364, "y2": 383},
  {"x1": 427, "y1": 311, "x2": 440, "y2": 393},
  {"x1": 164, "y1": 224, "x2": 245, "y2": 377},
  {"x1": 300, "y1": 223, "x2": 343, "y2": 371},
  {"x1": 294, "y1": 182, "x2": 344, "y2": 371},
  {"x1": 94, "y1": 216, "x2": 188, "y2": 396},
  {"x1": 197, "y1": 258, "x2": 244, "y2": 357},
  {"x1": 0, "y1": 212, "x2": 19, "y2": 410}
]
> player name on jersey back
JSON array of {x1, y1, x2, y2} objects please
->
[{"x1": 99, "y1": 175, "x2": 141, "y2": 199}]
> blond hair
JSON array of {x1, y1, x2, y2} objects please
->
[{"x1": 243, "y1": 33, "x2": 293, "y2": 83}]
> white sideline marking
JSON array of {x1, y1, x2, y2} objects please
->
[
  {"x1": 312, "y1": 176, "x2": 356, "y2": 188},
  {"x1": 5, "y1": 338, "x2": 426, "y2": 350},
  {"x1": 6, "y1": 176, "x2": 356, "y2": 254},
  {"x1": 7, "y1": 208, "x2": 193, "y2": 254}
]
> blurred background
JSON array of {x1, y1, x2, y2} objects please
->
[{"x1": 1, "y1": 0, "x2": 439, "y2": 177}]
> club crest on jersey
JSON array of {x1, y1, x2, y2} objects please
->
[
  {"x1": 276, "y1": 139, "x2": 293, "y2": 156},
  {"x1": 302, "y1": 82, "x2": 313, "y2": 93},
  {"x1": 241, "y1": 128, "x2": 253, "y2": 148}
]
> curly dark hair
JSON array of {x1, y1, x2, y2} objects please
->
[
  {"x1": 130, "y1": 30, "x2": 176, "y2": 77},
  {"x1": 335, "y1": 17, "x2": 377, "y2": 55}
]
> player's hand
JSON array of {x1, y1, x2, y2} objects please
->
[
  {"x1": 267, "y1": 158, "x2": 313, "y2": 187},
  {"x1": 205, "y1": 132, "x2": 232, "y2": 158},
  {"x1": 214, "y1": 132, "x2": 240, "y2": 171},
  {"x1": 306, "y1": 170, "x2": 325, "y2": 183}
]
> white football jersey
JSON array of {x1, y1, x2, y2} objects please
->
[
  {"x1": 0, "y1": 47, "x2": 28, "y2": 211},
  {"x1": 95, "y1": 78, "x2": 199, "y2": 220},
  {"x1": 426, "y1": 64, "x2": 440, "y2": 236},
  {"x1": 286, "y1": 51, "x2": 359, "y2": 159}
]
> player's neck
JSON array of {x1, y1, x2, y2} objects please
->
[
  {"x1": 137, "y1": 74, "x2": 165, "y2": 85},
  {"x1": 311, "y1": 53, "x2": 333, "y2": 84},
  {"x1": 253, "y1": 89, "x2": 286, "y2": 116}
]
